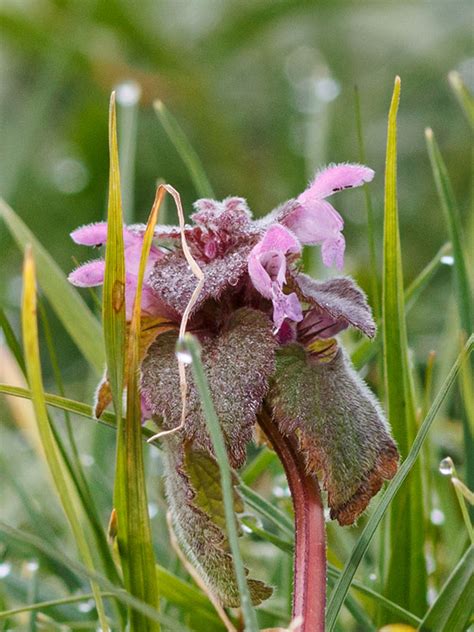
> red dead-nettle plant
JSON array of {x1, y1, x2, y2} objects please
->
[{"x1": 69, "y1": 163, "x2": 399, "y2": 630}]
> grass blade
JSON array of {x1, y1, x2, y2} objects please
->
[
  {"x1": 0, "y1": 307, "x2": 26, "y2": 374},
  {"x1": 0, "y1": 523, "x2": 188, "y2": 631},
  {"x1": 381, "y1": 76, "x2": 427, "y2": 616},
  {"x1": 105, "y1": 92, "x2": 160, "y2": 630},
  {"x1": 20, "y1": 247, "x2": 109, "y2": 631},
  {"x1": 448, "y1": 70, "x2": 474, "y2": 130},
  {"x1": 0, "y1": 199, "x2": 104, "y2": 373},
  {"x1": 116, "y1": 80, "x2": 141, "y2": 223},
  {"x1": 103, "y1": 92, "x2": 126, "y2": 417},
  {"x1": 326, "y1": 334, "x2": 473, "y2": 630},
  {"x1": 185, "y1": 334, "x2": 259, "y2": 632},
  {"x1": 154, "y1": 100, "x2": 215, "y2": 199},
  {"x1": 419, "y1": 545, "x2": 474, "y2": 632},
  {"x1": 425, "y1": 127, "x2": 474, "y2": 503}
]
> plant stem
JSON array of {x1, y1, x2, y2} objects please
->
[{"x1": 258, "y1": 408, "x2": 326, "y2": 632}]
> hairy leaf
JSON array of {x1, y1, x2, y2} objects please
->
[
  {"x1": 163, "y1": 437, "x2": 272, "y2": 607},
  {"x1": 293, "y1": 273, "x2": 376, "y2": 338},
  {"x1": 269, "y1": 344, "x2": 398, "y2": 525},
  {"x1": 141, "y1": 308, "x2": 276, "y2": 467}
]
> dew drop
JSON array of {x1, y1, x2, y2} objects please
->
[
  {"x1": 80, "y1": 454, "x2": 95, "y2": 468},
  {"x1": 115, "y1": 80, "x2": 141, "y2": 107},
  {"x1": 439, "y1": 457, "x2": 454, "y2": 476},
  {"x1": 430, "y1": 508, "x2": 445, "y2": 525},
  {"x1": 369, "y1": 573, "x2": 377, "y2": 582},
  {"x1": 175, "y1": 338, "x2": 192, "y2": 364},
  {"x1": 148, "y1": 502, "x2": 158, "y2": 519},
  {"x1": 0, "y1": 562, "x2": 11, "y2": 579},
  {"x1": 78, "y1": 599, "x2": 95, "y2": 613},
  {"x1": 441, "y1": 255, "x2": 454, "y2": 266},
  {"x1": 26, "y1": 559, "x2": 39, "y2": 572}
]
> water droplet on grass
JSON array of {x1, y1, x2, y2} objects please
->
[
  {"x1": 439, "y1": 457, "x2": 454, "y2": 476},
  {"x1": 441, "y1": 255, "x2": 454, "y2": 265},
  {"x1": 0, "y1": 562, "x2": 11, "y2": 578},
  {"x1": 430, "y1": 508, "x2": 445, "y2": 525}
]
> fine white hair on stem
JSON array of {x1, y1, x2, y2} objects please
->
[{"x1": 147, "y1": 184, "x2": 204, "y2": 443}]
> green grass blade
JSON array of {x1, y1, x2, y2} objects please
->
[
  {"x1": 419, "y1": 546, "x2": 474, "y2": 632},
  {"x1": 154, "y1": 100, "x2": 215, "y2": 199},
  {"x1": 105, "y1": 93, "x2": 161, "y2": 629},
  {"x1": 239, "y1": 481, "x2": 294, "y2": 537},
  {"x1": 20, "y1": 247, "x2": 109, "y2": 631},
  {"x1": 425, "y1": 128, "x2": 473, "y2": 335},
  {"x1": 326, "y1": 334, "x2": 473, "y2": 630},
  {"x1": 0, "y1": 307, "x2": 26, "y2": 374},
  {"x1": 185, "y1": 334, "x2": 259, "y2": 632},
  {"x1": 0, "y1": 199, "x2": 104, "y2": 374},
  {"x1": 0, "y1": 522, "x2": 188, "y2": 631},
  {"x1": 0, "y1": 593, "x2": 115, "y2": 621},
  {"x1": 448, "y1": 71, "x2": 474, "y2": 130},
  {"x1": 241, "y1": 448, "x2": 277, "y2": 485},
  {"x1": 425, "y1": 128, "x2": 474, "y2": 505},
  {"x1": 381, "y1": 76, "x2": 427, "y2": 616},
  {"x1": 103, "y1": 92, "x2": 126, "y2": 416}
]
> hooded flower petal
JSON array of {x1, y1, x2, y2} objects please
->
[
  {"x1": 298, "y1": 163, "x2": 375, "y2": 201},
  {"x1": 68, "y1": 260, "x2": 105, "y2": 287},
  {"x1": 248, "y1": 225, "x2": 303, "y2": 328},
  {"x1": 281, "y1": 163, "x2": 374, "y2": 269}
]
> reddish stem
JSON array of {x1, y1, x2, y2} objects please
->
[{"x1": 258, "y1": 411, "x2": 326, "y2": 632}]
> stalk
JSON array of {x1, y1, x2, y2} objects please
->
[{"x1": 258, "y1": 408, "x2": 326, "y2": 632}]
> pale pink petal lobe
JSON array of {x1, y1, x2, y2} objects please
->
[
  {"x1": 68, "y1": 260, "x2": 105, "y2": 287},
  {"x1": 299, "y1": 163, "x2": 374, "y2": 201},
  {"x1": 71, "y1": 222, "x2": 108, "y2": 246}
]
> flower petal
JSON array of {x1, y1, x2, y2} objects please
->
[
  {"x1": 71, "y1": 222, "x2": 139, "y2": 247},
  {"x1": 248, "y1": 225, "x2": 301, "y2": 299},
  {"x1": 282, "y1": 199, "x2": 345, "y2": 268},
  {"x1": 299, "y1": 163, "x2": 374, "y2": 201},
  {"x1": 68, "y1": 260, "x2": 105, "y2": 287}
]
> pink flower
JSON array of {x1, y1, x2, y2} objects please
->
[
  {"x1": 68, "y1": 222, "x2": 163, "y2": 319},
  {"x1": 248, "y1": 225, "x2": 303, "y2": 330},
  {"x1": 282, "y1": 163, "x2": 374, "y2": 269}
]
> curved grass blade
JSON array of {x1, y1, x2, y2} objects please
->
[
  {"x1": 419, "y1": 545, "x2": 474, "y2": 632},
  {"x1": 241, "y1": 448, "x2": 277, "y2": 486},
  {"x1": 326, "y1": 334, "x2": 473, "y2": 630},
  {"x1": 0, "y1": 199, "x2": 104, "y2": 374},
  {"x1": 184, "y1": 334, "x2": 259, "y2": 632},
  {"x1": 382, "y1": 76, "x2": 426, "y2": 616},
  {"x1": 154, "y1": 100, "x2": 215, "y2": 199},
  {"x1": 0, "y1": 307, "x2": 26, "y2": 374},
  {"x1": 20, "y1": 247, "x2": 109, "y2": 631},
  {"x1": 448, "y1": 70, "x2": 474, "y2": 130}
]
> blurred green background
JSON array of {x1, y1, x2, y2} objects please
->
[{"x1": 0, "y1": 1, "x2": 472, "y2": 629}]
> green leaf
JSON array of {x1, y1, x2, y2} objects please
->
[
  {"x1": 109, "y1": 94, "x2": 160, "y2": 631},
  {"x1": 0, "y1": 199, "x2": 104, "y2": 374},
  {"x1": 325, "y1": 334, "x2": 473, "y2": 630},
  {"x1": 163, "y1": 437, "x2": 271, "y2": 611},
  {"x1": 270, "y1": 344, "x2": 398, "y2": 525},
  {"x1": 238, "y1": 482, "x2": 294, "y2": 538},
  {"x1": 141, "y1": 308, "x2": 276, "y2": 468},
  {"x1": 154, "y1": 100, "x2": 215, "y2": 199},
  {"x1": 382, "y1": 76, "x2": 427, "y2": 616},
  {"x1": 185, "y1": 333, "x2": 262, "y2": 631},
  {"x1": 20, "y1": 247, "x2": 109, "y2": 631},
  {"x1": 419, "y1": 546, "x2": 474, "y2": 632}
]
